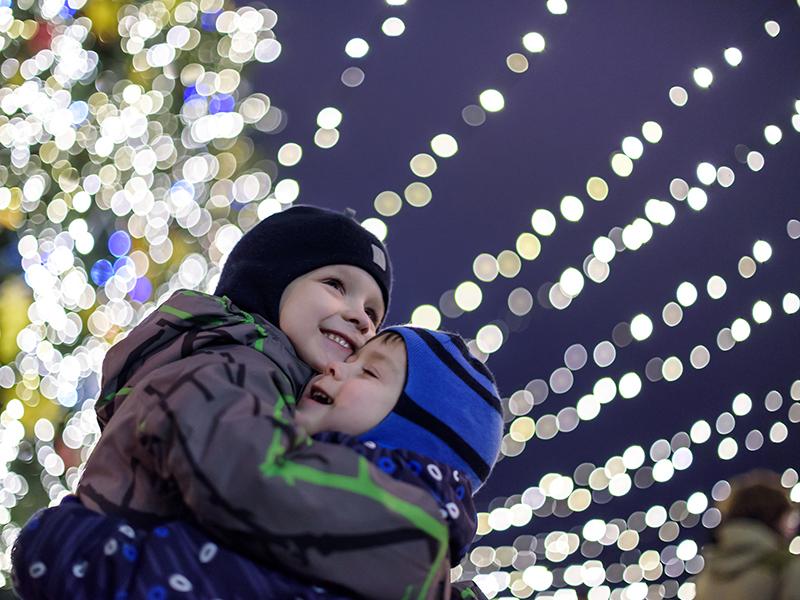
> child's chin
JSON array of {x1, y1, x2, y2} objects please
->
[
  {"x1": 295, "y1": 401, "x2": 328, "y2": 424},
  {"x1": 297, "y1": 342, "x2": 328, "y2": 371},
  {"x1": 293, "y1": 410, "x2": 315, "y2": 432},
  {"x1": 302, "y1": 350, "x2": 327, "y2": 373}
]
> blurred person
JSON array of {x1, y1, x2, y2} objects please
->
[{"x1": 696, "y1": 469, "x2": 800, "y2": 600}]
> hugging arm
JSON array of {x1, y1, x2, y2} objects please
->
[
  {"x1": 127, "y1": 354, "x2": 453, "y2": 600},
  {"x1": 313, "y1": 431, "x2": 478, "y2": 564},
  {"x1": 315, "y1": 432, "x2": 486, "y2": 598}
]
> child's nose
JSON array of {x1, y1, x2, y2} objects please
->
[
  {"x1": 343, "y1": 306, "x2": 373, "y2": 338},
  {"x1": 324, "y1": 361, "x2": 347, "y2": 379}
]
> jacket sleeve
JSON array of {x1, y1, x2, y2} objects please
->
[
  {"x1": 313, "y1": 431, "x2": 477, "y2": 566},
  {"x1": 451, "y1": 581, "x2": 489, "y2": 600},
  {"x1": 127, "y1": 350, "x2": 451, "y2": 600},
  {"x1": 779, "y1": 556, "x2": 800, "y2": 600}
]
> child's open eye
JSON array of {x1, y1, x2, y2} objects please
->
[
  {"x1": 365, "y1": 307, "x2": 378, "y2": 324},
  {"x1": 323, "y1": 278, "x2": 345, "y2": 293}
]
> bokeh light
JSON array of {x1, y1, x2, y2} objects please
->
[{"x1": 1, "y1": 3, "x2": 797, "y2": 596}]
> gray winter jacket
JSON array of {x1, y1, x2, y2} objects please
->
[
  {"x1": 695, "y1": 520, "x2": 800, "y2": 600},
  {"x1": 77, "y1": 290, "x2": 460, "y2": 600}
]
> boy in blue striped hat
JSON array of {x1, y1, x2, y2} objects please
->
[
  {"x1": 295, "y1": 325, "x2": 505, "y2": 494},
  {"x1": 13, "y1": 322, "x2": 501, "y2": 599}
]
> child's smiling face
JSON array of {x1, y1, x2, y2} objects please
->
[
  {"x1": 294, "y1": 333, "x2": 406, "y2": 436},
  {"x1": 278, "y1": 264, "x2": 385, "y2": 372}
]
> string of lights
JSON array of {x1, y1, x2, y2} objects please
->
[
  {"x1": 464, "y1": 234, "x2": 799, "y2": 590},
  {"x1": 502, "y1": 461, "x2": 799, "y2": 595},
  {"x1": 476, "y1": 374, "x2": 800, "y2": 539},
  {"x1": 411, "y1": 146, "x2": 792, "y2": 352},
  {"x1": 495, "y1": 233, "x2": 790, "y2": 460},
  {"x1": 398, "y1": 24, "x2": 791, "y2": 331},
  {"x1": 362, "y1": 20, "x2": 549, "y2": 225},
  {"x1": 452, "y1": 102, "x2": 799, "y2": 364},
  {"x1": 488, "y1": 385, "x2": 798, "y2": 540},
  {"x1": 276, "y1": 1, "x2": 563, "y2": 184},
  {"x1": 279, "y1": 0, "x2": 413, "y2": 158},
  {"x1": 463, "y1": 420, "x2": 798, "y2": 599}
]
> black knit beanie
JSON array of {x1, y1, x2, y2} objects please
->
[{"x1": 215, "y1": 205, "x2": 392, "y2": 325}]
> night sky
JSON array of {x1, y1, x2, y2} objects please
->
[{"x1": 251, "y1": 0, "x2": 800, "y2": 581}]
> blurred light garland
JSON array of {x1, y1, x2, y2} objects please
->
[
  {"x1": 496, "y1": 235, "x2": 783, "y2": 458},
  {"x1": 462, "y1": 305, "x2": 800, "y2": 595},
  {"x1": 494, "y1": 263, "x2": 797, "y2": 470},
  {"x1": 462, "y1": 412, "x2": 797, "y2": 599},
  {"x1": 476, "y1": 379, "x2": 800, "y2": 540},
  {"x1": 275, "y1": 1, "x2": 560, "y2": 177},
  {"x1": 463, "y1": 297, "x2": 800, "y2": 575},
  {"x1": 460, "y1": 39, "x2": 800, "y2": 591},
  {"x1": 365, "y1": 23, "x2": 553, "y2": 222},
  {"x1": 452, "y1": 98, "x2": 798, "y2": 364},
  {"x1": 397, "y1": 23, "x2": 787, "y2": 328},
  {"x1": 295, "y1": 0, "x2": 412, "y2": 156}
]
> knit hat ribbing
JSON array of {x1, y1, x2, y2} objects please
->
[
  {"x1": 214, "y1": 205, "x2": 392, "y2": 325},
  {"x1": 357, "y1": 326, "x2": 504, "y2": 492}
]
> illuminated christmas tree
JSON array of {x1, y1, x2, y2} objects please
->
[{"x1": 0, "y1": 0, "x2": 287, "y2": 586}]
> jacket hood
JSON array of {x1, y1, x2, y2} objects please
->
[
  {"x1": 705, "y1": 519, "x2": 786, "y2": 577},
  {"x1": 94, "y1": 290, "x2": 312, "y2": 430}
]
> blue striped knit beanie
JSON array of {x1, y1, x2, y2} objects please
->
[{"x1": 357, "y1": 326, "x2": 504, "y2": 492}]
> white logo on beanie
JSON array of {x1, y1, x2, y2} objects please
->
[{"x1": 372, "y1": 244, "x2": 386, "y2": 271}]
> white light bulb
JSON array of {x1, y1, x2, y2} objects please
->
[{"x1": 693, "y1": 67, "x2": 713, "y2": 88}]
